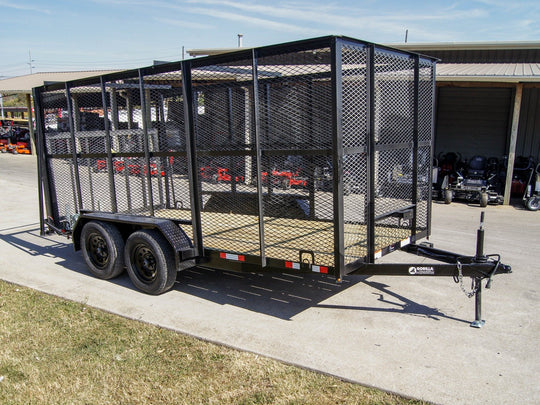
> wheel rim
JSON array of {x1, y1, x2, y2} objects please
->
[
  {"x1": 131, "y1": 244, "x2": 157, "y2": 283},
  {"x1": 528, "y1": 198, "x2": 540, "y2": 210},
  {"x1": 86, "y1": 232, "x2": 110, "y2": 269}
]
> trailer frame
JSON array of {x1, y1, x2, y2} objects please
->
[{"x1": 32, "y1": 35, "x2": 510, "y2": 326}]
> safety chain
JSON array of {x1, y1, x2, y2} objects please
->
[{"x1": 455, "y1": 259, "x2": 479, "y2": 298}]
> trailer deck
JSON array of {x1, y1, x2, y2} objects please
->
[{"x1": 154, "y1": 209, "x2": 412, "y2": 266}]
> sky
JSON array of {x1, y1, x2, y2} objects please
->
[{"x1": 1, "y1": 0, "x2": 539, "y2": 78}]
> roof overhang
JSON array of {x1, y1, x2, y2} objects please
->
[
  {"x1": 390, "y1": 41, "x2": 540, "y2": 52},
  {"x1": 436, "y1": 63, "x2": 540, "y2": 82},
  {"x1": 0, "y1": 71, "x2": 120, "y2": 95}
]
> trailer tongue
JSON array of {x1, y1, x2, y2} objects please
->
[{"x1": 33, "y1": 35, "x2": 510, "y2": 327}]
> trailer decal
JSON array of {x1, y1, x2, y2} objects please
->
[{"x1": 408, "y1": 266, "x2": 435, "y2": 275}]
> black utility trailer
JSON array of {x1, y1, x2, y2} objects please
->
[{"x1": 33, "y1": 36, "x2": 510, "y2": 326}]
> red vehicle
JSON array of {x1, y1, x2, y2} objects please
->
[
  {"x1": 94, "y1": 158, "x2": 125, "y2": 173},
  {"x1": 200, "y1": 159, "x2": 245, "y2": 183},
  {"x1": 0, "y1": 119, "x2": 31, "y2": 154},
  {"x1": 258, "y1": 156, "x2": 308, "y2": 189},
  {"x1": 127, "y1": 160, "x2": 160, "y2": 177},
  {"x1": 259, "y1": 168, "x2": 307, "y2": 189},
  {"x1": 94, "y1": 158, "x2": 163, "y2": 177}
]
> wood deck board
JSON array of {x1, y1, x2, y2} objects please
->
[{"x1": 155, "y1": 209, "x2": 411, "y2": 266}]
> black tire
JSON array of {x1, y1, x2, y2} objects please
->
[
  {"x1": 526, "y1": 196, "x2": 540, "y2": 211},
  {"x1": 124, "y1": 229, "x2": 176, "y2": 295},
  {"x1": 80, "y1": 221, "x2": 125, "y2": 280},
  {"x1": 444, "y1": 189, "x2": 452, "y2": 204},
  {"x1": 479, "y1": 192, "x2": 488, "y2": 207}
]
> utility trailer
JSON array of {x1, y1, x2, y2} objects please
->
[{"x1": 33, "y1": 36, "x2": 510, "y2": 326}]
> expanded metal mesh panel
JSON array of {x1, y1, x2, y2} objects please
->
[
  {"x1": 418, "y1": 59, "x2": 435, "y2": 143},
  {"x1": 417, "y1": 59, "x2": 435, "y2": 232},
  {"x1": 341, "y1": 43, "x2": 369, "y2": 264},
  {"x1": 191, "y1": 59, "x2": 259, "y2": 255},
  {"x1": 342, "y1": 44, "x2": 368, "y2": 149},
  {"x1": 257, "y1": 48, "x2": 332, "y2": 150},
  {"x1": 372, "y1": 49, "x2": 415, "y2": 249},
  {"x1": 373, "y1": 50, "x2": 415, "y2": 145},
  {"x1": 68, "y1": 84, "x2": 108, "y2": 212},
  {"x1": 416, "y1": 147, "x2": 431, "y2": 232},
  {"x1": 41, "y1": 90, "x2": 72, "y2": 155},
  {"x1": 257, "y1": 49, "x2": 334, "y2": 266},
  {"x1": 47, "y1": 158, "x2": 79, "y2": 221}
]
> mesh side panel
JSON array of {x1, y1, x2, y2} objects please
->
[
  {"x1": 341, "y1": 43, "x2": 369, "y2": 264},
  {"x1": 375, "y1": 149, "x2": 414, "y2": 215},
  {"x1": 373, "y1": 50, "x2": 415, "y2": 146},
  {"x1": 416, "y1": 147, "x2": 432, "y2": 232},
  {"x1": 418, "y1": 59, "x2": 435, "y2": 233},
  {"x1": 68, "y1": 84, "x2": 108, "y2": 212},
  {"x1": 191, "y1": 58, "x2": 259, "y2": 256},
  {"x1": 374, "y1": 217, "x2": 413, "y2": 251},
  {"x1": 41, "y1": 90, "x2": 72, "y2": 155},
  {"x1": 257, "y1": 48, "x2": 334, "y2": 267},
  {"x1": 342, "y1": 44, "x2": 368, "y2": 149},
  {"x1": 41, "y1": 89, "x2": 77, "y2": 218},
  {"x1": 143, "y1": 69, "x2": 192, "y2": 223},
  {"x1": 47, "y1": 158, "x2": 78, "y2": 221},
  {"x1": 418, "y1": 59, "x2": 435, "y2": 143},
  {"x1": 258, "y1": 48, "x2": 332, "y2": 151},
  {"x1": 373, "y1": 48, "x2": 415, "y2": 248}
]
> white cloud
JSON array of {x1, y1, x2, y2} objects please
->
[
  {"x1": 0, "y1": 0, "x2": 51, "y2": 14},
  {"x1": 181, "y1": 6, "x2": 326, "y2": 34},
  {"x1": 154, "y1": 17, "x2": 214, "y2": 29}
]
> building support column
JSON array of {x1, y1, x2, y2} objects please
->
[
  {"x1": 25, "y1": 94, "x2": 36, "y2": 156},
  {"x1": 503, "y1": 83, "x2": 523, "y2": 205}
]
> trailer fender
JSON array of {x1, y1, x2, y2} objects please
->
[{"x1": 73, "y1": 212, "x2": 197, "y2": 270}]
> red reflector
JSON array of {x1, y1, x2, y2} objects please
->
[
  {"x1": 219, "y1": 252, "x2": 245, "y2": 262},
  {"x1": 285, "y1": 261, "x2": 293, "y2": 268},
  {"x1": 320, "y1": 266, "x2": 328, "y2": 274}
]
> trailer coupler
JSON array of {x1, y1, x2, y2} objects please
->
[{"x1": 348, "y1": 212, "x2": 511, "y2": 327}]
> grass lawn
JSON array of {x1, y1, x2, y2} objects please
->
[{"x1": 0, "y1": 280, "x2": 427, "y2": 404}]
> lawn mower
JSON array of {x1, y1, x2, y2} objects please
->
[
  {"x1": 442, "y1": 154, "x2": 503, "y2": 207},
  {"x1": 523, "y1": 161, "x2": 540, "y2": 211},
  {"x1": 200, "y1": 158, "x2": 245, "y2": 184}
]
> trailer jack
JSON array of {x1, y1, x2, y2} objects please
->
[{"x1": 468, "y1": 212, "x2": 502, "y2": 328}]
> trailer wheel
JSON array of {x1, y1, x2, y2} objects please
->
[
  {"x1": 81, "y1": 221, "x2": 125, "y2": 280},
  {"x1": 480, "y1": 192, "x2": 488, "y2": 207},
  {"x1": 444, "y1": 189, "x2": 452, "y2": 204},
  {"x1": 526, "y1": 196, "x2": 540, "y2": 211},
  {"x1": 124, "y1": 229, "x2": 176, "y2": 295}
]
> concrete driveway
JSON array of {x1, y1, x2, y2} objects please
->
[{"x1": 0, "y1": 154, "x2": 538, "y2": 405}]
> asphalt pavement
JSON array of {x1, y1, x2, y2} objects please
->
[{"x1": 0, "y1": 153, "x2": 538, "y2": 404}]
